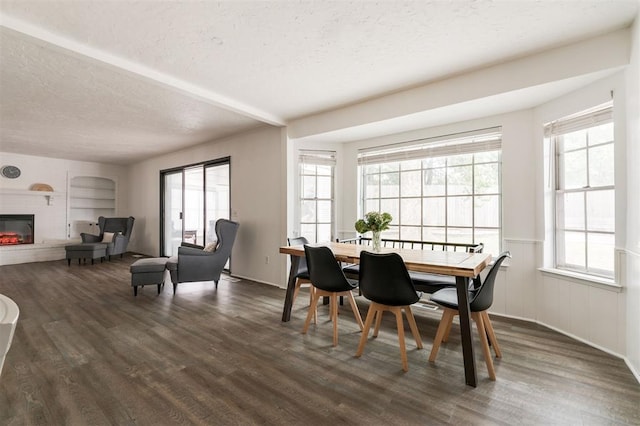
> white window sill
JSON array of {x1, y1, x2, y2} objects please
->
[{"x1": 538, "y1": 267, "x2": 622, "y2": 292}]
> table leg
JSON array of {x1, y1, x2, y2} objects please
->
[
  {"x1": 456, "y1": 275, "x2": 477, "y2": 387},
  {"x1": 281, "y1": 256, "x2": 300, "y2": 322}
]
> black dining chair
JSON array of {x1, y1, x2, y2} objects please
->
[
  {"x1": 428, "y1": 251, "x2": 511, "y2": 381},
  {"x1": 287, "y1": 237, "x2": 315, "y2": 319},
  {"x1": 355, "y1": 251, "x2": 423, "y2": 372},
  {"x1": 302, "y1": 245, "x2": 364, "y2": 347}
]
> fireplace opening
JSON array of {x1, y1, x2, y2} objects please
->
[{"x1": 0, "y1": 215, "x2": 34, "y2": 246}]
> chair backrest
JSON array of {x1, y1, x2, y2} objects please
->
[
  {"x1": 214, "y1": 219, "x2": 240, "y2": 260},
  {"x1": 288, "y1": 236, "x2": 309, "y2": 276},
  {"x1": 304, "y1": 245, "x2": 353, "y2": 292},
  {"x1": 470, "y1": 251, "x2": 511, "y2": 312},
  {"x1": 98, "y1": 216, "x2": 135, "y2": 238},
  {"x1": 359, "y1": 251, "x2": 421, "y2": 306}
]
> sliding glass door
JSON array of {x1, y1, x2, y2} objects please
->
[
  {"x1": 161, "y1": 158, "x2": 230, "y2": 257},
  {"x1": 163, "y1": 171, "x2": 183, "y2": 256}
]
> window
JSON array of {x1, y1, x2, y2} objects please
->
[
  {"x1": 299, "y1": 150, "x2": 335, "y2": 243},
  {"x1": 545, "y1": 102, "x2": 615, "y2": 278},
  {"x1": 358, "y1": 128, "x2": 502, "y2": 255}
]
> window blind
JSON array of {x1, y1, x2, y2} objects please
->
[
  {"x1": 544, "y1": 101, "x2": 613, "y2": 137},
  {"x1": 357, "y1": 127, "x2": 502, "y2": 166},
  {"x1": 299, "y1": 150, "x2": 336, "y2": 166}
]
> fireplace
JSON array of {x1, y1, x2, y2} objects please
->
[{"x1": 0, "y1": 215, "x2": 34, "y2": 245}]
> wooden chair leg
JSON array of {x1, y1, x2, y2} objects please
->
[
  {"x1": 404, "y1": 306, "x2": 423, "y2": 349},
  {"x1": 356, "y1": 304, "x2": 378, "y2": 357},
  {"x1": 331, "y1": 293, "x2": 339, "y2": 347},
  {"x1": 295, "y1": 279, "x2": 317, "y2": 322},
  {"x1": 345, "y1": 290, "x2": 364, "y2": 330},
  {"x1": 302, "y1": 291, "x2": 322, "y2": 334},
  {"x1": 472, "y1": 312, "x2": 496, "y2": 381},
  {"x1": 442, "y1": 309, "x2": 455, "y2": 342},
  {"x1": 482, "y1": 311, "x2": 502, "y2": 358},
  {"x1": 373, "y1": 309, "x2": 383, "y2": 337},
  {"x1": 429, "y1": 308, "x2": 455, "y2": 362},
  {"x1": 310, "y1": 286, "x2": 317, "y2": 324},
  {"x1": 392, "y1": 307, "x2": 409, "y2": 372},
  {"x1": 292, "y1": 278, "x2": 302, "y2": 304}
]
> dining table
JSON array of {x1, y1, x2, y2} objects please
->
[{"x1": 279, "y1": 241, "x2": 493, "y2": 387}]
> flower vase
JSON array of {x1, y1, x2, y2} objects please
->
[{"x1": 372, "y1": 231, "x2": 382, "y2": 252}]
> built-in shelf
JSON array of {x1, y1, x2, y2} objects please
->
[{"x1": 68, "y1": 176, "x2": 116, "y2": 238}]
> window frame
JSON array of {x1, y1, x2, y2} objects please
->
[
  {"x1": 549, "y1": 103, "x2": 615, "y2": 279},
  {"x1": 298, "y1": 150, "x2": 336, "y2": 243},
  {"x1": 357, "y1": 128, "x2": 502, "y2": 254}
]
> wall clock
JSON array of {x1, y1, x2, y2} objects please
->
[{"x1": 1, "y1": 165, "x2": 21, "y2": 179}]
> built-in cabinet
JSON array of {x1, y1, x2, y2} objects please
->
[{"x1": 68, "y1": 176, "x2": 116, "y2": 238}]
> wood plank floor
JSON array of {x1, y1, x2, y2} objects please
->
[{"x1": 0, "y1": 254, "x2": 638, "y2": 425}]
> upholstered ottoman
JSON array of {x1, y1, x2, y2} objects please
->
[
  {"x1": 130, "y1": 258, "x2": 168, "y2": 296},
  {"x1": 65, "y1": 243, "x2": 108, "y2": 266}
]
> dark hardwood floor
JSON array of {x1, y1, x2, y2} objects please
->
[{"x1": 0, "y1": 254, "x2": 638, "y2": 425}]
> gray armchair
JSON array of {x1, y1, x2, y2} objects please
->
[
  {"x1": 81, "y1": 216, "x2": 135, "y2": 260},
  {"x1": 166, "y1": 218, "x2": 239, "y2": 294}
]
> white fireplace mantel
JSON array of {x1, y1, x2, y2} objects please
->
[{"x1": 0, "y1": 188, "x2": 65, "y2": 206}]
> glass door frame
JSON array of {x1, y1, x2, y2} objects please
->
[{"x1": 160, "y1": 156, "x2": 231, "y2": 257}]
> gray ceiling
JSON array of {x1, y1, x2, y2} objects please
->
[{"x1": 0, "y1": 1, "x2": 638, "y2": 165}]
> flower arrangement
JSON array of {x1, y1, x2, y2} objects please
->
[
  {"x1": 355, "y1": 211, "x2": 393, "y2": 234},
  {"x1": 355, "y1": 212, "x2": 392, "y2": 251}
]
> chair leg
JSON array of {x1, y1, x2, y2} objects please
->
[
  {"x1": 302, "y1": 290, "x2": 322, "y2": 334},
  {"x1": 345, "y1": 290, "x2": 364, "y2": 330},
  {"x1": 442, "y1": 308, "x2": 455, "y2": 342},
  {"x1": 482, "y1": 311, "x2": 502, "y2": 358},
  {"x1": 472, "y1": 312, "x2": 496, "y2": 381},
  {"x1": 391, "y1": 307, "x2": 409, "y2": 372},
  {"x1": 292, "y1": 279, "x2": 302, "y2": 304},
  {"x1": 373, "y1": 309, "x2": 383, "y2": 337},
  {"x1": 172, "y1": 283, "x2": 177, "y2": 295},
  {"x1": 331, "y1": 293, "x2": 339, "y2": 347},
  {"x1": 429, "y1": 308, "x2": 455, "y2": 362},
  {"x1": 133, "y1": 286, "x2": 138, "y2": 296},
  {"x1": 404, "y1": 306, "x2": 423, "y2": 349},
  {"x1": 356, "y1": 303, "x2": 378, "y2": 357},
  {"x1": 309, "y1": 286, "x2": 316, "y2": 324},
  {"x1": 293, "y1": 279, "x2": 316, "y2": 323}
]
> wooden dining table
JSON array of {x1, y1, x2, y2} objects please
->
[{"x1": 279, "y1": 241, "x2": 492, "y2": 387}]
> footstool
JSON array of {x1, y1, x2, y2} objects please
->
[
  {"x1": 130, "y1": 258, "x2": 168, "y2": 296},
  {"x1": 65, "y1": 243, "x2": 108, "y2": 266}
]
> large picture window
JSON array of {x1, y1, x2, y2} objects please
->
[
  {"x1": 358, "y1": 128, "x2": 502, "y2": 255},
  {"x1": 299, "y1": 150, "x2": 335, "y2": 243},
  {"x1": 545, "y1": 102, "x2": 615, "y2": 278}
]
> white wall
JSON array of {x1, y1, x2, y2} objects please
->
[
  {"x1": 624, "y1": 11, "x2": 640, "y2": 381},
  {"x1": 0, "y1": 152, "x2": 127, "y2": 264},
  {"x1": 126, "y1": 125, "x2": 287, "y2": 287}
]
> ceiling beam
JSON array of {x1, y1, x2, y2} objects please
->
[
  {"x1": 288, "y1": 28, "x2": 631, "y2": 140},
  {"x1": 0, "y1": 14, "x2": 286, "y2": 127}
]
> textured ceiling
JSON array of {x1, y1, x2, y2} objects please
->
[{"x1": 0, "y1": 1, "x2": 638, "y2": 165}]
